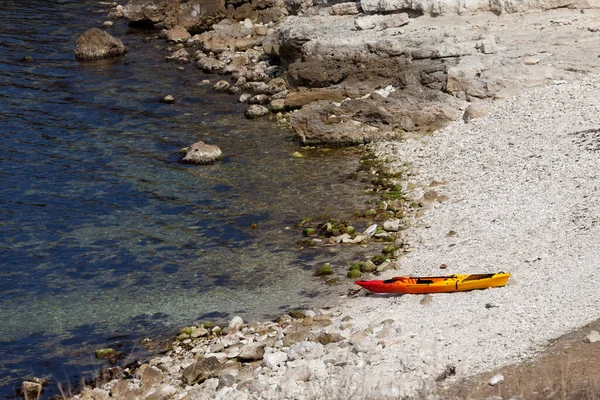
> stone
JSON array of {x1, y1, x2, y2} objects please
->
[
  {"x1": 74, "y1": 28, "x2": 127, "y2": 60},
  {"x1": 355, "y1": 14, "x2": 409, "y2": 31},
  {"x1": 101, "y1": 21, "x2": 114, "y2": 29},
  {"x1": 476, "y1": 36, "x2": 498, "y2": 54},
  {"x1": 238, "y1": 343, "x2": 266, "y2": 361},
  {"x1": 196, "y1": 56, "x2": 226, "y2": 72},
  {"x1": 524, "y1": 57, "x2": 540, "y2": 65},
  {"x1": 165, "y1": 48, "x2": 190, "y2": 63},
  {"x1": 314, "y1": 263, "x2": 333, "y2": 276},
  {"x1": 317, "y1": 332, "x2": 344, "y2": 345},
  {"x1": 360, "y1": 260, "x2": 377, "y2": 273},
  {"x1": 312, "y1": 315, "x2": 332, "y2": 328},
  {"x1": 229, "y1": 316, "x2": 244, "y2": 330},
  {"x1": 140, "y1": 366, "x2": 164, "y2": 390},
  {"x1": 383, "y1": 219, "x2": 401, "y2": 232},
  {"x1": 463, "y1": 102, "x2": 491, "y2": 122},
  {"x1": 166, "y1": 25, "x2": 191, "y2": 43},
  {"x1": 288, "y1": 341, "x2": 324, "y2": 361},
  {"x1": 584, "y1": 330, "x2": 600, "y2": 343},
  {"x1": 213, "y1": 80, "x2": 230, "y2": 92},
  {"x1": 248, "y1": 94, "x2": 270, "y2": 105},
  {"x1": 263, "y1": 351, "x2": 288, "y2": 369},
  {"x1": 20, "y1": 381, "x2": 43, "y2": 399},
  {"x1": 108, "y1": 4, "x2": 125, "y2": 19},
  {"x1": 364, "y1": 224, "x2": 378, "y2": 237},
  {"x1": 95, "y1": 348, "x2": 118, "y2": 360},
  {"x1": 330, "y1": 2, "x2": 359, "y2": 15},
  {"x1": 285, "y1": 89, "x2": 346, "y2": 109},
  {"x1": 191, "y1": 327, "x2": 209, "y2": 338},
  {"x1": 239, "y1": 93, "x2": 252, "y2": 103},
  {"x1": 282, "y1": 364, "x2": 311, "y2": 382},
  {"x1": 181, "y1": 356, "x2": 222, "y2": 385},
  {"x1": 180, "y1": 141, "x2": 224, "y2": 165},
  {"x1": 161, "y1": 95, "x2": 175, "y2": 104},
  {"x1": 270, "y1": 98, "x2": 286, "y2": 111},
  {"x1": 489, "y1": 374, "x2": 504, "y2": 386},
  {"x1": 283, "y1": 328, "x2": 309, "y2": 346},
  {"x1": 146, "y1": 384, "x2": 177, "y2": 400},
  {"x1": 245, "y1": 105, "x2": 269, "y2": 119}
]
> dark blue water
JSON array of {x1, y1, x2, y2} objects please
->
[{"x1": 0, "y1": 0, "x2": 374, "y2": 397}]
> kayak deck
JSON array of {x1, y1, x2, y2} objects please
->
[{"x1": 355, "y1": 272, "x2": 510, "y2": 294}]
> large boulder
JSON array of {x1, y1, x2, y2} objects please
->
[
  {"x1": 123, "y1": 0, "x2": 180, "y2": 27},
  {"x1": 124, "y1": 0, "x2": 226, "y2": 32},
  {"x1": 290, "y1": 86, "x2": 463, "y2": 145},
  {"x1": 181, "y1": 357, "x2": 222, "y2": 385},
  {"x1": 74, "y1": 28, "x2": 127, "y2": 60},
  {"x1": 176, "y1": 0, "x2": 227, "y2": 32}
]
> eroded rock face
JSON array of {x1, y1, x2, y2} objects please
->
[
  {"x1": 180, "y1": 141, "x2": 224, "y2": 164},
  {"x1": 124, "y1": 0, "x2": 283, "y2": 31},
  {"x1": 177, "y1": 0, "x2": 227, "y2": 32},
  {"x1": 123, "y1": 0, "x2": 179, "y2": 27},
  {"x1": 290, "y1": 86, "x2": 463, "y2": 145},
  {"x1": 74, "y1": 28, "x2": 127, "y2": 60}
]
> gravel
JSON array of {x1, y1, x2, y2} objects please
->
[{"x1": 333, "y1": 76, "x2": 600, "y2": 394}]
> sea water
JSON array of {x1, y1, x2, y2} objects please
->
[{"x1": 0, "y1": 0, "x2": 374, "y2": 396}]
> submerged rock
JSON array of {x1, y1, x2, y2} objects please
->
[
  {"x1": 180, "y1": 141, "x2": 224, "y2": 165},
  {"x1": 74, "y1": 28, "x2": 127, "y2": 60}
]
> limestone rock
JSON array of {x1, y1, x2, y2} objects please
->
[
  {"x1": 489, "y1": 374, "x2": 504, "y2": 386},
  {"x1": 584, "y1": 330, "x2": 600, "y2": 343},
  {"x1": 288, "y1": 341, "x2": 324, "y2": 361},
  {"x1": 355, "y1": 13, "x2": 409, "y2": 31},
  {"x1": 213, "y1": 79, "x2": 231, "y2": 92},
  {"x1": 463, "y1": 102, "x2": 491, "y2": 122},
  {"x1": 285, "y1": 89, "x2": 347, "y2": 110},
  {"x1": 166, "y1": 25, "x2": 191, "y2": 43},
  {"x1": 263, "y1": 351, "x2": 288, "y2": 369},
  {"x1": 238, "y1": 343, "x2": 266, "y2": 361},
  {"x1": 270, "y1": 98, "x2": 286, "y2": 111},
  {"x1": 330, "y1": 2, "x2": 360, "y2": 15},
  {"x1": 165, "y1": 48, "x2": 190, "y2": 63},
  {"x1": 161, "y1": 95, "x2": 175, "y2": 104},
  {"x1": 383, "y1": 219, "x2": 401, "y2": 232},
  {"x1": 245, "y1": 104, "x2": 270, "y2": 119},
  {"x1": 74, "y1": 28, "x2": 127, "y2": 60},
  {"x1": 317, "y1": 332, "x2": 345, "y2": 345},
  {"x1": 180, "y1": 141, "x2": 224, "y2": 165},
  {"x1": 229, "y1": 316, "x2": 244, "y2": 330},
  {"x1": 282, "y1": 364, "x2": 311, "y2": 382},
  {"x1": 123, "y1": 0, "x2": 174, "y2": 27},
  {"x1": 181, "y1": 356, "x2": 222, "y2": 385}
]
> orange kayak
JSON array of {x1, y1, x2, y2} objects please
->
[{"x1": 355, "y1": 272, "x2": 510, "y2": 294}]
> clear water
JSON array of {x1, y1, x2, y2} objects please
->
[{"x1": 0, "y1": 0, "x2": 375, "y2": 396}]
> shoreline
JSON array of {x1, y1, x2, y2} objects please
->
[
  {"x1": 69, "y1": 76, "x2": 600, "y2": 399},
  {"x1": 23, "y1": 0, "x2": 600, "y2": 398}
]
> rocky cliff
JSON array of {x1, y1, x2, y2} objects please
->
[{"x1": 120, "y1": 0, "x2": 600, "y2": 145}]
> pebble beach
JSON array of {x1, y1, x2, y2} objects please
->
[{"x1": 64, "y1": 74, "x2": 600, "y2": 400}]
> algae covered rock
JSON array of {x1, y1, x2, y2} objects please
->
[
  {"x1": 74, "y1": 28, "x2": 127, "y2": 60},
  {"x1": 314, "y1": 263, "x2": 333, "y2": 276}
]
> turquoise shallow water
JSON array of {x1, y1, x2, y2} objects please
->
[{"x1": 0, "y1": 0, "x2": 375, "y2": 396}]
